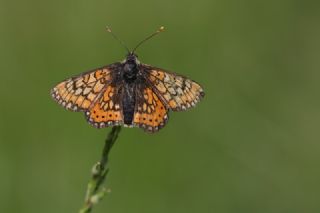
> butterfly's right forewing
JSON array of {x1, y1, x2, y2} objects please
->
[{"x1": 142, "y1": 65, "x2": 205, "y2": 111}]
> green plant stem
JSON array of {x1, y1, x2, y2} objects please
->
[{"x1": 79, "y1": 126, "x2": 122, "y2": 213}]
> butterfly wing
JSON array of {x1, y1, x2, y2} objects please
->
[
  {"x1": 141, "y1": 64, "x2": 205, "y2": 111},
  {"x1": 50, "y1": 63, "x2": 120, "y2": 111},
  {"x1": 132, "y1": 83, "x2": 169, "y2": 133},
  {"x1": 85, "y1": 84, "x2": 124, "y2": 128}
]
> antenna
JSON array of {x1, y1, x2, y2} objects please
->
[
  {"x1": 132, "y1": 26, "x2": 165, "y2": 53},
  {"x1": 106, "y1": 26, "x2": 130, "y2": 53}
]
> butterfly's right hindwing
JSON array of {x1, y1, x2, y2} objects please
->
[{"x1": 132, "y1": 83, "x2": 169, "y2": 132}]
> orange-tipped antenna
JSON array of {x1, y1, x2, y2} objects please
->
[
  {"x1": 132, "y1": 26, "x2": 165, "y2": 53},
  {"x1": 106, "y1": 26, "x2": 130, "y2": 53}
]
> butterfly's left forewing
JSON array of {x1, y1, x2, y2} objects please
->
[{"x1": 51, "y1": 64, "x2": 119, "y2": 111}]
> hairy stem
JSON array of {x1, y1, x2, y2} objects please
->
[{"x1": 79, "y1": 126, "x2": 122, "y2": 213}]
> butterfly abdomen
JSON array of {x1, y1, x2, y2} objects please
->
[{"x1": 122, "y1": 83, "x2": 136, "y2": 125}]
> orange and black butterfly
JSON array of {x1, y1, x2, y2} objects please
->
[{"x1": 51, "y1": 27, "x2": 205, "y2": 133}]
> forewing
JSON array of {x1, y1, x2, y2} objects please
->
[
  {"x1": 85, "y1": 84, "x2": 124, "y2": 128},
  {"x1": 142, "y1": 65, "x2": 205, "y2": 111},
  {"x1": 133, "y1": 84, "x2": 169, "y2": 133},
  {"x1": 50, "y1": 63, "x2": 119, "y2": 111}
]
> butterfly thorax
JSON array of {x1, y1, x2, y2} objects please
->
[
  {"x1": 123, "y1": 62, "x2": 138, "y2": 83},
  {"x1": 122, "y1": 53, "x2": 140, "y2": 83}
]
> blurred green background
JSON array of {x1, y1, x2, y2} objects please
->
[{"x1": 1, "y1": 0, "x2": 320, "y2": 212}]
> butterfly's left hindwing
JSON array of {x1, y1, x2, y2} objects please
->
[
  {"x1": 51, "y1": 63, "x2": 120, "y2": 111},
  {"x1": 85, "y1": 85, "x2": 124, "y2": 128}
]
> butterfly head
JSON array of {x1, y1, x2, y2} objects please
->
[{"x1": 125, "y1": 52, "x2": 139, "y2": 64}]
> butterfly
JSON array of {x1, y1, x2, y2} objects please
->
[{"x1": 51, "y1": 26, "x2": 205, "y2": 133}]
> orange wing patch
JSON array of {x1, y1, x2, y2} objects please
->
[
  {"x1": 147, "y1": 69, "x2": 205, "y2": 111},
  {"x1": 51, "y1": 67, "x2": 112, "y2": 111},
  {"x1": 133, "y1": 87, "x2": 168, "y2": 132},
  {"x1": 86, "y1": 85, "x2": 123, "y2": 128}
]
